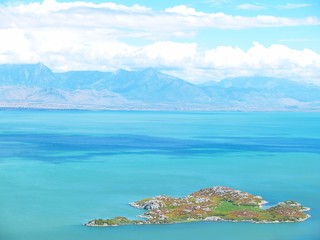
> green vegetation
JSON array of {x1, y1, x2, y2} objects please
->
[
  {"x1": 89, "y1": 217, "x2": 144, "y2": 226},
  {"x1": 85, "y1": 186, "x2": 310, "y2": 227},
  {"x1": 214, "y1": 201, "x2": 261, "y2": 214}
]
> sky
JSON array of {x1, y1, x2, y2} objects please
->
[{"x1": 0, "y1": 0, "x2": 319, "y2": 83}]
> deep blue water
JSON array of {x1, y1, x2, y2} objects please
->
[{"x1": 0, "y1": 110, "x2": 319, "y2": 240}]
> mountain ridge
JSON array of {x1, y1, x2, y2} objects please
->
[{"x1": 0, "y1": 63, "x2": 319, "y2": 111}]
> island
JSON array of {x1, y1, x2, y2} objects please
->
[{"x1": 85, "y1": 186, "x2": 310, "y2": 227}]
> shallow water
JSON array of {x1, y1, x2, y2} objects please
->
[{"x1": 0, "y1": 110, "x2": 319, "y2": 240}]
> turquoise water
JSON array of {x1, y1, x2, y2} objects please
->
[{"x1": 0, "y1": 110, "x2": 319, "y2": 240}]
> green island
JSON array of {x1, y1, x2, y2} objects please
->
[{"x1": 85, "y1": 186, "x2": 310, "y2": 227}]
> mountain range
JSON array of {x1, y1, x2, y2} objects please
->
[{"x1": 0, "y1": 63, "x2": 319, "y2": 111}]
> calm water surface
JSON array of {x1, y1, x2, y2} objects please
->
[{"x1": 0, "y1": 110, "x2": 319, "y2": 240}]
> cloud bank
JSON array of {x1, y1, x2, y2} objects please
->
[
  {"x1": 0, "y1": 0, "x2": 319, "y2": 83},
  {"x1": 237, "y1": 3, "x2": 312, "y2": 10}
]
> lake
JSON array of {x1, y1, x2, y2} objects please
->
[{"x1": 0, "y1": 110, "x2": 319, "y2": 240}]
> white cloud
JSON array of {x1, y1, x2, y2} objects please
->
[
  {"x1": 277, "y1": 3, "x2": 311, "y2": 9},
  {"x1": 141, "y1": 41, "x2": 197, "y2": 65},
  {"x1": 1, "y1": 28, "x2": 319, "y2": 84},
  {"x1": 237, "y1": 4, "x2": 265, "y2": 10},
  {"x1": 0, "y1": 1, "x2": 319, "y2": 84},
  {"x1": 9, "y1": 0, "x2": 151, "y2": 13},
  {"x1": 0, "y1": 28, "x2": 38, "y2": 62},
  {"x1": 1, "y1": 1, "x2": 318, "y2": 34},
  {"x1": 237, "y1": 3, "x2": 311, "y2": 11},
  {"x1": 200, "y1": 42, "x2": 320, "y2": 83},
  {"x1": 165, "y1": 5, "x2": 205, "y2": 16},
  {"x1": 205, "y1": 0, "x2": 229, "y2": 5}
]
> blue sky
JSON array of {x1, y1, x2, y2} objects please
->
[{"x1": 0, "y1": 0, "x2": 319, "y2": 83}]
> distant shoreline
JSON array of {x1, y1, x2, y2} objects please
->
[{"x1": 1, "y1": 105, "x2": 319, "y2": 113}]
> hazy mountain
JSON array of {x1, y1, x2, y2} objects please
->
[
  {"x1": 55, "y1": 71, "x2": 112, "y2": 90},
  {"x1": 0, "y1": 63, "x2": 320, "y2": 111},
  {"x1": 0, "y1": 86, "x2": 131, "y2": 109},
  {"x1": 202, "y1": 76, "x2": 320, "y2": 101},
  {"x1": 105, "y1": 68, "x2": 211, "y2": 103},
  {"x1": 56, "y1": 68, "x2": 211, "y2": 103},
  {"x1": 0, "y1": 63, "x2": 56, "y2": 88},
  {"x1": 201, "y1": 76, "x2": 320, "y2": 110}
]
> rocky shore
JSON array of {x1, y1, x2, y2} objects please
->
[{"x1": 85, "y1": 186, "x2": 310, "y2": 227}]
